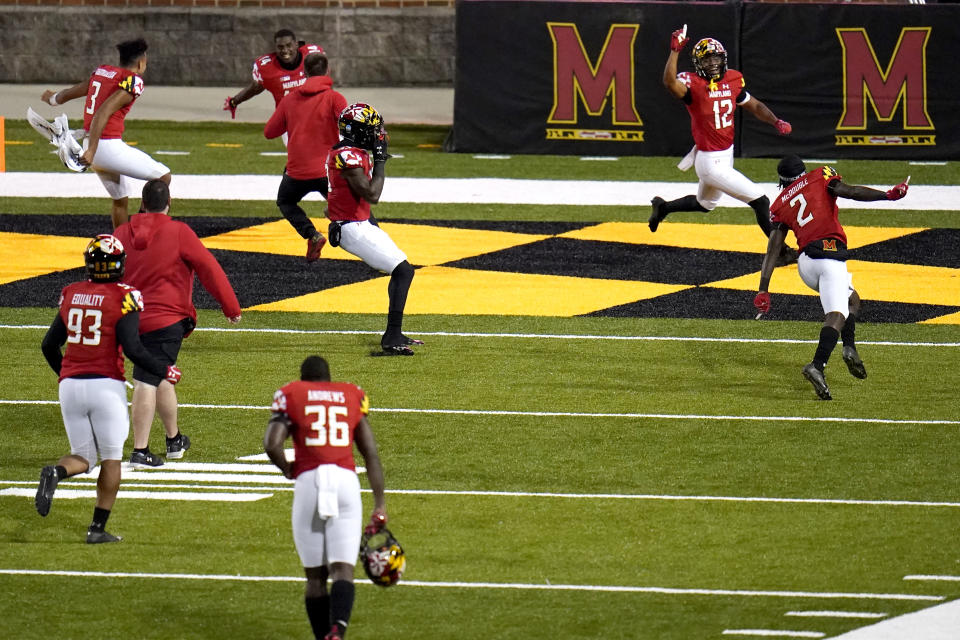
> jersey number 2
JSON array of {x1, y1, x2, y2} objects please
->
[
  {"x1": 713, "y1": 99, "x2": 733, "y2": 130},
  {"x1": 66, "y1": 308, "x2": 102, "y2": 345},
  {"x1": 790, "y1": 194, "x2": 814, "y2": 227},
  {"x1": 304, "y1": 405, "x2": 350, "y2": 447}
]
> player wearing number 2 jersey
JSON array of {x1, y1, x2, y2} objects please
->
[
  {"x1": 40, "y1": 38, "x2": 171, "y2": 230},
  {"x1": 648, "y1": 30, "x2": 795, "y2": 265},
  {"x1": 754, "y1": 155, "x2": 910, "y2": 400},
  {"x1": 37, "y1": 235, "x2": 181, "y2": 544},
  {"x1": 264, "y1": 356, "x2": 387, "y2": 640}
]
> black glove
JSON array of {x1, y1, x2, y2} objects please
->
[{"x1": 373, "y1": 128, "x2": 389, "y2": 164}]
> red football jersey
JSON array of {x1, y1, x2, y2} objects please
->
[
  {"x1": 251, "y1": 43, "x2": 325, "y2": 106},
  {"x1": 271, "y1": 380, "x2": 369, "y2": 477},
  {"x1": 678, "y1": 69, "x2": 748, "y2": 152},
  {"x1": 57, "y1": 280, "x2": 144, "y2": 382},
  {"x1": 771, "y1": 166, "x2": 847, "y2": 252},
  {"x1": 326, "y1": 145, "x2": 373, "y2": 222},
  {"x1": 82, "y1": 65, "x2": 144, "y2": 138}
]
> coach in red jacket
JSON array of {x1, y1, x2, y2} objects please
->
[
  {"x1": 265, "y1": 51, "x2": 347, "y2": 263},
  {"x1": 113, "y1": 179, "x2": 242, "y2": 467}
]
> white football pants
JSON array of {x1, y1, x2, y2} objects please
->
[{"x1": 694, "y1": 146, "x2": 766, "y2": 210}]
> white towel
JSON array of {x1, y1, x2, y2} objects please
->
[
  {"x1": 315, "y1": 465, "x2": 340, "y2": 518},
  {"x1": 677, "y1": 145, "x2": 697, "y2": 171}
]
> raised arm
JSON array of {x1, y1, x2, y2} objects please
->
[{"x1": 663, "y1": 26, "x2": 690, "y2": 100}]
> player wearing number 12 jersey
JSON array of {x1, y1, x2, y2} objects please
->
[
  {"x1": 754, "y1": 155, "x2": 910, "y2": 400},
  {"x1": 648, "y1": 30, "x2": 795, "y2": 265},
  {"x1": 264, "y1": 356, "x2": 387, "y2": 640},
  {"x1": 37, "y1": 235, "x2": 182, "y2": 544},
  {"x1": 40, "y1": 38, "x2": 171, "y2": 230}
]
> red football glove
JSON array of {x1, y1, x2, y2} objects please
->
[
  {"x1": 364, "y1": 510, "x2": 387, "y2": 535},
  {"x1": 670, "y1": 25, "x2": 689, "y2": 52},
  {"x1": 165, "y1": 365, "x2": 182, "y2": 385},
  {"x1": 753, "y1": 292, "x2": 771, "y2": 315},
  {"x1": 775, "y1": 119, "x2": 792, "y2": 135},
  {"x1": 886, "y1": 177, "x2": 909, "y2": 200},
  {"x1": 223, "y1": 96, "x2": 237, "y2": 120}
]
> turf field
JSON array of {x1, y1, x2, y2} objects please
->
[{"x1": 1, "y1": 120, "x2": 959, "y2": 639}]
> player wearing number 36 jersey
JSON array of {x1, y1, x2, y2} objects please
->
[
  {"x1": 264, "y1": 356, "x2": 387, "y2": 640},
  {"x1": 754, "y1": 155, "x2": 910, "y2": 401}
]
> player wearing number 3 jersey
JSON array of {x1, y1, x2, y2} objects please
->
[
  {"x1": 264, "y1": 356, "x2": 387, "y2": 640},
  {"x1": 40, "y1": 38, "x2": 171, "y2": 230},
  {"x1": 754, "y1": 155, "x2": 910, "y2": 400},
  {"x1": 648, "y1": 30, "x2": 795, "y2": 266}
]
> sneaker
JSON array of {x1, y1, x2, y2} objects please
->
[
  {"x1": 129, "y1": 449, "x2": 164, "y2": 468},
  {"x1": 841, "y1": 345, "x2": 867, "y2": 379},
  {"x1": 648, "y1": 196, "x2": 667, "y2": 233},
  {"x1": 165, "y1": 433, "x2": 191, "y2": 460},
  {"x1": 86, "y1": 529, "x2": 122, "y2": 544},
  {"x1": 802, "y1": 363, "x2": 832, "y2": 400},
  {"x1": 306, "y1": 233, "x2": 327, "y2": 262},
  {"x1": 35, "y1": 466, "x2": 59, "y2": 517},
  {"x1": 775, "y1": 245, "x2": 799, "y2": 267}
]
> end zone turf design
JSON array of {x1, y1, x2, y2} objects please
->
[{"x1": 1, "y1": 214, "x2": 957, "y2": 323}]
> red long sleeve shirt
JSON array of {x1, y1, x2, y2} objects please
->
[{"x1": 113, "y1": 213, "x2": 241, "y2": 334}]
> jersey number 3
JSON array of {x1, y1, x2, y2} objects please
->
[
  {"x1": 790, "y1": 193, "x2": 814, "y2": 227},
  {"x1": 304, "y1": 405, "x2": 350, "y2": 447}
]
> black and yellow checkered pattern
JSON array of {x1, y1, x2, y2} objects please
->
[{"x1": 2, "y1": 214, "x2": 958, "y2": 324}]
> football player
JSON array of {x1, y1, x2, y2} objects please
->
[
  {"x1": 264, "y1": 355, "x2": 387, "y2": 640},
  {"x1": 649, "y1": 28, "x2": 795, "y2": 265},
  {"x1": 264, "y1": 52, "x2": 348, "y2": 262},
  {"x1": 754, "y1": 155, "x2": 909, "y2": 400},
  {"x1": 37, "y1": 235, "x2": 182, "y2": 543},
  {"x1": 327, "y1": 103, "x2": 422, "y2": 355},
  {"x1": 40, "y1": 38, "x2": 172, "y2": 230},
  {"x1": 224, "y1": 28, "x2": 325, "y2": 142}
]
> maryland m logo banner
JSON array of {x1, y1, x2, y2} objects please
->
[
  {"x1": 836, "y1": 27, "x2": 934, "y2": 146},
  {"x1": 546, "y1": 23, "x2": 643, "y2": 142}
]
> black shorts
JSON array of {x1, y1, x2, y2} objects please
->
[{"x1": 132, "y1": 318, "x2": 194, "y2": 385}]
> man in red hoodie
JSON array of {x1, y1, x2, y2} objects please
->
[
  {"x1": 264, "y1": 52, "x2": 347, "y2": 262},
  {"x1": 113, "y1": 179, "x2": 242, "y2": 467}
]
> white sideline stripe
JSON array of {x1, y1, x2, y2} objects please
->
[
  {"x1": 1, "y1": 173, "x2": 956, "y2": 210},
  {"x1": 155, "y1": 150, "x2": 190, "y2": 155},
  {"x1": 827, "y1": 599, "x2": 960, "y2": 639},
  {"x1": 0, "y1": 488, "x2": 270, "y2": 501},
  {"x1": 2, "y1": 399, "x2": 957, "y2": 426},
  {"x1": 904, "y1": 575, "x2": 960, "y2": 582},
  {"x1": 122, "y1": 471, "x2": 293, "y2": 484},
  {"x1": 723, "y1": 631, "x2": 825, "y2": 638},
  {"x1": 5, "y1": 478, "x2": 959, "y2": 509},
  {"x1": 1, "y1": 479, "x2": 293, "y2": 493},
  {"x1": 785, "y1": 611, "x2": 887, "y2": 619},
  {"x1": 0, "y1": 569, "x2": 944, "y2": 601},
  {"x1": 3, "y1": 325, "x2": 958, "y2": 348}
]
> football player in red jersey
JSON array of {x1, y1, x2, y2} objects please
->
[
  {"x1": 264, "y1": 355, "x2": 387, "y2": 640},
  {"x1": 327, "y1": 103, "x2": 422, "y2": 356},
  {"x1": 224, "y1": 29, "x2": 325, "y2": 137},
  {"x1": 265, "y1": 52, "x2": 348, "y2": 262},
  {"x1": 40, "y1": 38, "x2": 171, "y2": 230},
  {"x1": 649, "y1": 28, "x2": 795, "y2": 264},
  {"x1": 37, "y1": 234, "x2": 182, "y2": 544},
  {"x1": 754, "y1": 155, "x2": 910, "y2": 400}
]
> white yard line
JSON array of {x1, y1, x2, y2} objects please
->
[
  {"x1": 0, "y1": 569, "x2": 944, "y2": 601},
  {"x1": 903, "y1": 575, "x2": 960, "y2": 582},
  {"x1": 0, "y1": 488, "x2": 269, "y2": 501},
  {"x1": 723, "y1": 631, "x2": 825, "y2": 638},
  {"x1": 785, "y1": 611, "x2": 887, "y2": 619}
]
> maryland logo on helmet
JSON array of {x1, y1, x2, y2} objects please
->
[
  {"x1": 692, "y1": 37, "x2": 727, "y2": 81},
  {"x1": 84, "y1": 234, "x2": 126, "y2": 282},
  {"x1": 360, "y1": 527, "x2": 406, "y2": 587},
  {"x1": 338, "y1": 102, "x2": 384, "y2": 151}
]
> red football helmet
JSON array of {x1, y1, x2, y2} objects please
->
[{"x1": 360, "y1": 527, "x2": 406, "y2": 587}]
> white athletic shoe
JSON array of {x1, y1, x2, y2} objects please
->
[{"x1": 27, "y1": 108, "x2": 87, "y2": 172}]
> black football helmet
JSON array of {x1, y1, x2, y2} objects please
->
[
  {"x1": 692, "y1": 38, "x2": 727, "y2": 82},
  {"x1": 84, "y1": 234, "x2": 125, "y2": 282},
  {"x1": 360, "y1": 527, "x2": 406, "y2": 587},
  {"x1": 338, "y1": 103, "x2": 383, "y2": 151}
]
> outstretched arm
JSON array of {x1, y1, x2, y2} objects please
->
[
  {"x1": 740, "y1": 96, "x2": 791, "y2": 135},
  {"x1": 41, "y1": 82, "x2": 87, "y2": 107},
  {"x1": 829, "y1": 177, "x2": 909, "y2": 202}
]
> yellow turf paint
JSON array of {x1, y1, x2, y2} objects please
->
[
  {"x1": 378, "y1": 223, "x2": 549, "y2": 266},
  {"x1": 202, "y1": 219, "x2": 360, "y2": 262},
  {"x1": 921, "y1": 310, "x2": 960, "y2": 325},
  {"x1": 847, "y1": 261, "x2": 960, "y2": 306},
  {"x1": 250, "y1": 266, "x2": 691, "y2": 316},
  {"x1": 704, "y1": 266, "x2": 818, "y2": 297},
  {"x1": 842, "y1": 225, "x2": 928, "y2": 249},
  {"x1": 205, "y1": 143, "x2": 244, "y2": 148},
  {"x1": 0, "y1": 232, "x2": 87, "y2": 285},
  {"x1": 561, "y1": 222, "x2": 782, "y2": 254}
]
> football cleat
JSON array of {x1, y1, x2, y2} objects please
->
[
  {"x1": 360, "y1": 527, "x2": 406, "y2": 587},
  {"x1": 306, "y1": 233, "x2": 326, "y2": 262},
  {"x1": 802, "y1": 363, "x2": 832, "y2": 400},
  {"x1": 841, "y1": 345, "x2": 867, "y2": 379},
  {"x1": 27, "y1": 109, "x2": 87, "y2": 172},
  {"x1": 648, "y1": 196, "x2": 667, "y2": 233},
  {"x1": 86, "y1": 529, "x2": 122, "y2": 544},
  {"x1": 35, "y1": 465, "x2": 59, "y2": 517},
  {"x1": 26, "y1": 107, "x2": 61, "y2": 143},
  {"x1": 377, "y1": 344, "x2": 415, "y2": 357},
  {"x1": 401, "y1": 335, "x2": 424, "y2": 346}
]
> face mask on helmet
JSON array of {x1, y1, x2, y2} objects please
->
[
  {"x1": 360, "y1": 527, "x2": 405, "y2": 587},
  {"x1": 84, "y1": 234, "x2": 126, "y2": 282},
  {"x1": 692, "y1": 38, "x2": 727, "y2": 81},
  {"x1": 338, "y1": 102, "x2": 384, "y2": 151}
]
